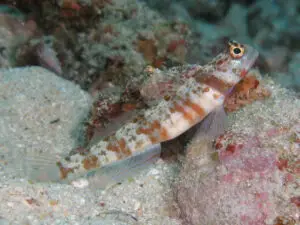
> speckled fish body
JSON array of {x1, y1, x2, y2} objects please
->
[{"x1": 22, "y1": 41, "x2": 259, "y2": 183}]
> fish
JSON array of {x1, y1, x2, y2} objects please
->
[
  {"x1": 5, "y1": 40, "x2": 259, "y2": 187},
  {"x1": 35, "y1": 42, "x2": 62, "y2": 75}
]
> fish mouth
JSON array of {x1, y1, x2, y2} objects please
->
[{"x1": 242, "y1": 45, "x2": 259, "y2": 72}]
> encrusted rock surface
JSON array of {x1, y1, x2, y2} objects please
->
[{"x1": 175, "y1": 78, "x2": 300, "y2": 225}]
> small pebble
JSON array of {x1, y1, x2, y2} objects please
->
[{"x1": 72, "y1": 179, "x2": 89, "y2": 188}]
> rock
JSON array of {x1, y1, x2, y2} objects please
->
[
  {"x1": 0, "y1": 66, "x2": 92, "y2": 177},
  {"x1": 175, "y1": 79, "x2": 300, "y2": 225}
]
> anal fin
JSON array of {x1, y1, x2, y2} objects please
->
[{"x1": 87, "y1": 143, "x2": 161, "y2": 189}]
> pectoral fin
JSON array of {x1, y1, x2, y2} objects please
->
[{"x1": 193, "y1": 106, "x2": 228, "y2": 142}]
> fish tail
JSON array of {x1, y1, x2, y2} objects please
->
[{"x1": 1, "y1": 148, "x2": 62, "y2": 182}]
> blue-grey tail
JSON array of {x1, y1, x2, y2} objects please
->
[{"x1": 1, "y1": 148, "x2": 62, "y2": 182}]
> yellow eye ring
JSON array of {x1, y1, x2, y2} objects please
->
[{"x1": 228, "y1": 41, "x2": 245, "y2": 59}]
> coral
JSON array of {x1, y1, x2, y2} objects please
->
[
  {"x1": 0, "y1": 13, "x2": 62, "y2": 74},
  {"x1": 176, "y1": 127, "x2": 299, "y2": 224},
  {"x1": 0, "y1": 14, "x2": 37, "y2": 68},
  {"x1": 2, "y1": 0, "x2": 190, "y2": 91},
  {"x1": 274, "y1": 216, "x2": 297, "y2": 225},
  {"x1": 137, "y1": 39, "x2": 157, "y2": 65}
]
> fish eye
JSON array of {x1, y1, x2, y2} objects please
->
[{"x1": 229, "y1": 45, "x2": 245, "y2": 59}]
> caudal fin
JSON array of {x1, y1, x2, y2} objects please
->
[{"x1": 1, "y1": 149, "x2": 62, "y2": 182}]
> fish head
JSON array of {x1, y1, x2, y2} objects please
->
[{"x1": 210, "y1": 40, "x2": 259, "y2": 86}]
